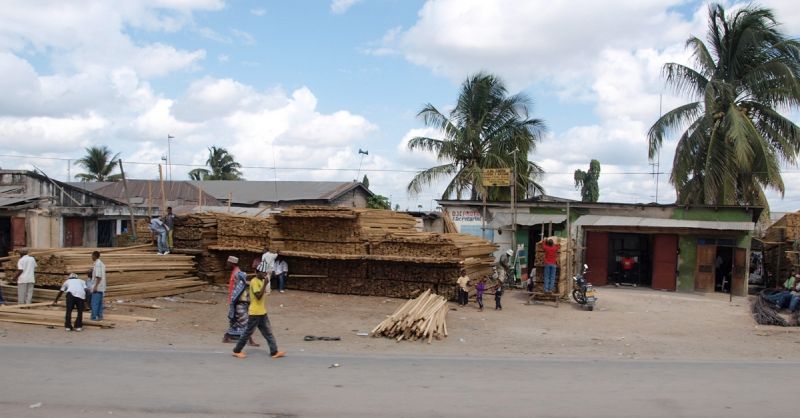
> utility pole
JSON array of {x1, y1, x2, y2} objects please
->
[
  {"x1": 167, "y1": 135, "x2": 174, "y2": 181},
  {"x1": 511, "y1": 148, "x2": 518, "y2": 284}
]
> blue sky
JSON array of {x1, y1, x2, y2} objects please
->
[{"x1": 0, "y1": 0, "x2": 798, "y2": 211}]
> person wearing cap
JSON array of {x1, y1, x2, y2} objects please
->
[
  {"x1": 12, "y1": 248, "x2": 37, "y2": 304},
  {"x1": 227, "y1": 256, "x2": 241, "y2": 303},
  {"x1": 52, "y1": 273, "x2": 87, "y2": 331},
  {"x1": 498, "y1": 249, "x2": 513, "y2": 284},
  {"x1": 232, "y1": 266, "x2": 285, "y2": 359}
]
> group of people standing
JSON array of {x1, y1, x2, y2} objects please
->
[
  {"x1": 148, "y1": 206, "x2": 175, "y2": 255},
  {"x1": 222, "y1": 245, "x2": 286, "y2": 360},
  {"x1": 456, "y1": 269, "x2": 503, "y2": 311}
]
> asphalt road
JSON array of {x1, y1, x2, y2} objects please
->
[{"x1": 0, "y1": 344, "x2": 796, "y2": 418}]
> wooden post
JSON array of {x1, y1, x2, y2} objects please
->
[
  {"x1": 227, "y1": 192, "x2": 232, "y2": 212},
  {"x1": 147, "y1": 180, "x2": 152, "y2": 218},
  {"x1": 565, "y1": 201, "x2": 571, "y2": 297},
  {"x1": 159, "y1": 164, "x2": 166, "y2": 214},
  {"x1": 118, "y1": 160, "x2": 137, "y2": 240}
]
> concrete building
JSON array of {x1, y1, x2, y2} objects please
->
[
  {"x1": 0, "y1": 170, "x2": 147, "y2": 255},
  {"x1": 439, "y1": 199, "x2": 761, "y2": 296}
]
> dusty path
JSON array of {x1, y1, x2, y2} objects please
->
[{"x1": 1, "y1": 286, "x2": 797, "y2": 361}]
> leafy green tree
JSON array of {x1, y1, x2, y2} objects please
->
[
  {"x1": 188, "y1": 146, "x2": 244, "y2": 180},
  {"x1": 648, "y1": 3, "x2": 800, "y2": 209},
  {"x1": 407, "y1": 72, "x2": 547, "y2": 201},
  {"x1": 362, "y1": 175, "x2": 370, "y2": 189},
  {"x1": 367, "y1": 195, "x2": 391, "y2": 209},
  {"x1": 74, "y1": 145, "x2": 122, "y2": 182},
  {"x1": 574, "y1": 160, "x2": 601, "y2": 202}
]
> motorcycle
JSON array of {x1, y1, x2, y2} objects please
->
[{"x1": 572, "y1": 264, "x2": 597, "y2": 311}]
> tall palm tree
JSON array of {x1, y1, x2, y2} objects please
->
[
  {"x1": 188, "y1": 146, "x2": 243, "y2": 180},
  {"x1": 648, "y1": 3, "x2": 800, "y2": 209},
  {"x1": 407, "y1": 72, "x2": 547, "y2": 200},
  {"x1": 74, "y1": 145, "x2": 122, "y2": 182}
]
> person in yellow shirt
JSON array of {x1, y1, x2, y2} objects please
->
[{"x1": 232, "y1": 267, "x2": 285, "y2": 359}]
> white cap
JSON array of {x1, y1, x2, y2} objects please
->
[
  {"x1": 227, "y1": 256, "x2": 239, "y2": 264},
  {"x1": 506, "y1": 249, "x2": 513, "y2": 256}
]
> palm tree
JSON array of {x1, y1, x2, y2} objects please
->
[
  {"x1": 407, "y1": 73, "x2": 547, "y2": 201},
  {"x1": 74, "y1": 146, "x2": 122, "y2": 182},
  {"x1": 188, "y1": 146, "x2": 243, "y2": 180},
  {"x1": 648, "y1": 3, "x2": 800, "y2": 209},
  {"x1": 574, "y1": 159, "x2": 601, "y2": 202}
]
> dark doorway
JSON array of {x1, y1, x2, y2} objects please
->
[
  {"x1": 715, "y1": 246, "x2": 734, "y2": 293},
  {"x1": 97, "y1": 220, "x2": 114, "y2": 248},
  {"x1": 0, "y1": 217, "x2": 10, "y2": 257},
  {"x1": 609, "y1": 233, "x2": 651, "y2": 286}
]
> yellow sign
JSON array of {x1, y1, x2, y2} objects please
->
[{"x1": 482, "y1": 168, "x2": 511, "y2": 187}]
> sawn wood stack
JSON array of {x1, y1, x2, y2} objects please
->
[{"x1": 371, "y1": 290, "x2": 448, "y2": 343}]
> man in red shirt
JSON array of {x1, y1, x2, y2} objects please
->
[
  {"x1": 620, "y1": 254, "x2": 636, "y2": 286},
  {"x1": 541, "y1": 238, "x2": 560, "y2": 293}
]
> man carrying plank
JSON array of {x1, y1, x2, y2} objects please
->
[
  {"x1": 52, "y1": 273, "x2": 87, "y2": 331},
  {"x1": 232, "y1": 265, "x2": 284, "y2": 360}
]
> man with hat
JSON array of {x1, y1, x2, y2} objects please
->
[
  {"x1": 52, "y1": 273, "x2": 87, "y2": 331},
  {"x1": 498, "y1": 249, "x2": 513, "y2": 284},
  {"x1": 227, "y1": 256, "x2": 240, "y2": 303}
]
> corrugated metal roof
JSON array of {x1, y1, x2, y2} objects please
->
[
  {"x1": 0, "y1": 196, "x2": 38, "y2": 207},
  {"x1": 188, "y1": 181, "x2": 371, "y2": 204},
  {"x1": 490, "y1": 213, "x2": 566, "y2": 227},
  {"x1": 577, "y1": 215, "x2": 753, "y2": 232},
  {"x1": 81, "y1": 181, "x2": 220, "y2": 207}
]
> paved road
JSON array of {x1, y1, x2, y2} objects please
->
[{"x1": 0, "y1": 344, "x2": 796, "y2": 417}]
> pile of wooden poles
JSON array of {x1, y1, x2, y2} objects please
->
[
  {"x1": 752, "y1": 293, "x2": 790, "y2": 326},
  {"x1": 371, "y1": 290, "x2": 448, "y2": 343}
]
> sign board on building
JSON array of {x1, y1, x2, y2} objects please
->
[{"x1": 482, "y1": 168, "x2": 511, "y2": 187}]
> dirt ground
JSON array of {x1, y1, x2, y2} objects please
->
[{"x1": 2, "y1": 285, "x2": 799, "y2": 361}]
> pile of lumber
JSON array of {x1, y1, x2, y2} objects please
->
[
  {"x1": 1, "y1": 246, "x2": 204, "y2": 300},
  {"x1": 209, "y1": 213, "x2": 272, "y2": 252},
  {"x1": 531, "y1": 236, "x2": 572, "y2": 297},
  {"x1": 270, "y1": 206, "x2": 496, "y2": 300},
  {"x1": 198, "y1": 251, "x2": 260, "y2": 285},
  {"x1": 371, "y1": 290, "x2": 448, "y2": 343},
  {"x1": 115, "y1": 218, "x2": 154, "y2": 246},
  {"x1": 762, "y1": 212, "x2": 800, "y2": 284},
  {"x1": 173, "y1": 213, "x2": 218, "y2": 250},
  {"x1": 0, "y1": 302, "x2": 157, "y2": 329}
]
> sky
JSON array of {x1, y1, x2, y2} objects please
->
[{"x1": 1, "y1": 0, "x2": 799, "y2": 212}]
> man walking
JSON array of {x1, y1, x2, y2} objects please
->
[
  {"x1": 13, "y1": 249, "x2": 37, "y2": 304},
  {"x1": 52, "y1": 273, "x2": 87, "y2": 331},
  {"x1": 232, "y1": 265, "x2": 285, "y2": 359},
  {"x1": 90, "y1": 251, "x2": 106, "y2": 321}
]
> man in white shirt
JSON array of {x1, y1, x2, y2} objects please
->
[
  {"x1": 12, "y1": 249, "x2": 37, "y2": 304},
  {"x1": 261, "y1": 245, "x2": 277, "y2": 274},
  {"x1": 90, "y1": 251, "x2": 107, "y2": 321},
  {"x1": 52, "y1": 273, "x2": 87, "y2": 331},
  {"x1": 274, "y1": 256, "x2": 288, "y2": 293},
  {"x1": 149, "y1": 216, "x2": 169, "y2": 255}
]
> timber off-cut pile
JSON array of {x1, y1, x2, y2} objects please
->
[
  {"x1": 371, "y1": 290, "x2": 448, "y2": 343},
  {"x1": 762, "y1": 212, "x2": 800, "y2": 244},
  {"x1": 209, "y1": 213, "x2": 272, "y2": 252},
  {"x1": 199, "y1": 251, "x2": 260, "y2": 285},
  {"x1": 1, "y1": 275, "x2": 206, "y2": 302},
  {"x1": 173, "y1": 213, "x2": 219, "y2": 250},
  {"x1": 1, "y1": 246, "x2": 196, "y2": 287}
]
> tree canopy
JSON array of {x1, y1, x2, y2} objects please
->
[
  {"x1": 648, "y1": 3, "x2": 800, "y2": 210},
  {"x1": 74, "y1": 145, "x2": 121, "y2": 182},
  {"x1": 574, "y1": 159, "x2": 601, "y2": 202},
  {"x1": 407, "y1": 72, "x2": 547, "y2": 201},
  {"x1": 188, "y1": 146, "x2": 244, "y2": 180}
]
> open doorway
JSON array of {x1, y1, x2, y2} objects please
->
[
  {"x1": 97, "y1": 220, "x2": 114, "y2": 247},
  {"x1": 0, "y1": 217, "x2": 10, "y2": 257},
  {"x1": 715, "y1": 246, "x2": 734, "y2": 293},
  {"x1": 609, "y1": 233, "x2": 651, "y2": 287}
]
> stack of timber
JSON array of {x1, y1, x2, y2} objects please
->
[
  {"x1": 199, "y1": 251, "x2": 260, "y2": 285},
  {"x1": 271, "y1": 206, "x2": 497, "y2": 299},
  {"x1": 115, "y1": 218, "x2": 154, "y2": 246},
  {"x1": 371, "y1": 290, "x2": 448, "y2": 343},
  {"x1": 209, "y1": 213, "x2": 271, "y2": 252},
  {"x1": 173, "y1": 213, "x2": 218, "y2": 250},
  {"x1": 531, "y1": 236, "x2": 572, "y2": 297},
  {"x1": 1, "y1": 246, "x2": 204, "y2": 299},
  {"x1": 762, "y1": 212, "x2": 800, "y2": 283},
  {"x1": 0, "y1": 302, "x2": 157, "y2": 328}
]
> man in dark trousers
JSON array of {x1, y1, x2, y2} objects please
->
[
  {"x1": 232, "y1": 266, "x2": 285, "y2": 360},
  {"x1": 53, "y1": 273, "x2": 87, "y2": 331}
]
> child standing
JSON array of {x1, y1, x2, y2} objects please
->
[
  {"x1": 475, "y1": 277, "x2": 487, "y2": 311},
  {"x1": 456, "y1": 269, "x2": 470, "y2": 306},
  {"x1": 494, "y1": 282, "x2": 504, "y2": 310}
]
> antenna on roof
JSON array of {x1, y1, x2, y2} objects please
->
[{"x1": 356, "y1": 149, "x2": 368, "y2": 181}]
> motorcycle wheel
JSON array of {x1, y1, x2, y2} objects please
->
[{"x1": 572, "y1": 289, "x2": 586, "y2": 304}]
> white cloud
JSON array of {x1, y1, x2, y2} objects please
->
[
  {"x1": 250, "y1": 8, "x2": 266, "y2": 16},
  {"x1": 331, "y1": 0, "x2": 363, "y2": 15}
]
